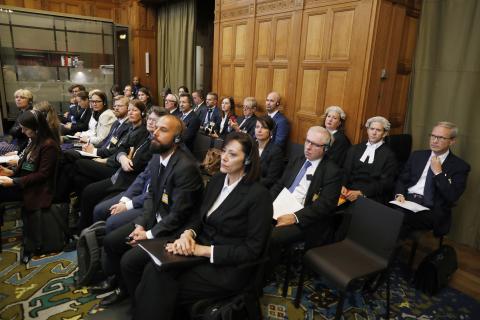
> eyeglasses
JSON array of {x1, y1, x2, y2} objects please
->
[
  {"x1": 114, "y1": 104, "x2": 127, "y2": 108},
  {"x1": 305, "y1": 139, "x2": 327, "y2": 149},
  {"x1": 89, "y1": 100, "x2": 103, "y2": 104},
  {"x1": 147, "y1": 117, "x2": 157, "y2": 123},
  {"x1": 430, "y1": 134, "x2": 451, "y2": 142},
  {"x1": 165, "y1": 99, "x2": 176, "y2": 103}
]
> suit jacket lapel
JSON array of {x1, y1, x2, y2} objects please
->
[
  {"x1": 285, "y1": 156, "x2": 306, "y2": 188},
  {"x1": 201, "y1": 174, "x2": 226, "y2": 219},
  {"x1": 159, "y1": 151, "x2": 179, "y2": 190},
  {"x1": 207, "y1": 179, "x2": 249, "y2": 220}
]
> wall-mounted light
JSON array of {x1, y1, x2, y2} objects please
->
[
  {"x1": 119, "y1": 33, "x2": 127, "y2": 40},
  {"x1": 145, "y1": 52, "x2": 150, "y2": 75}
]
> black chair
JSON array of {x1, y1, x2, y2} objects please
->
[
  {"x1": 385, "y1": 133, "x2": 412, "y2": 174},
  {"x1": 294, "y1": 198, "x2": 404, "y2": 319},
  {"x1": 0, "y1": 201, "x2": 23, "y2": 253},
  {"x1": 212, "y1": 138, "x2": 224, "y2": 150},
  {"x1": 192, "y1": 133, "x2": 212, "y2": 163},
  {"x1": 284, "y1": 141, "x2": 303, "y2": 164}
]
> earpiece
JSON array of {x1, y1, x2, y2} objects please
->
[
  {"x1": 174, "y1": 134, "x2": 182, "y2": 144},
  {"x1": 244, "y1": 156, "x2": 251, "y2": 165},
  {"x1": 276, "y1": 102, "x2": 280, "y2": 106}
]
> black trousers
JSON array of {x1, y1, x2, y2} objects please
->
[
  {"x1": 393, "y1": 194, "x2": 435, "y2": 238},
  {"x1": 73, "y1": 159, "x2": 117, "y2": 197},
  {"x1": 78, "y1": 178, "x2": 121, "y2": 231},
  {"x1": 133, "y1": 262, "x2": 237, "y2": 320},
  {"x1": 102, "y1": 222, "x2": 137, "y2": 289}
]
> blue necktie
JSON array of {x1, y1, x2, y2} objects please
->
[
  {"x1": 288, "y1": 161, "x2": 312, "y2": 193},
  {"x1": 101, "y1": 121, "x2": 120, "y2": 149},
  {"x1": 423, "y1": 167, "x2": 435, "y2": 207}
]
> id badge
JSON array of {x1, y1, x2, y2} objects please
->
[
  {"x1": 21, "y1": 161, "x2": 36, "y2": 172},
  {"x1": 162, "y1": 192, "x2": 169, "y2": 205},
  {"x1": 110, "y1": 137, "x2": 118, "y2": 145},
  {"x1": 312, "y1": 193, "x2": 320, "y2": 202}
]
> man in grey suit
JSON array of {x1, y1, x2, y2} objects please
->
[{"x1": 93, "y1": 114, "x2": 203, "y2": 307}]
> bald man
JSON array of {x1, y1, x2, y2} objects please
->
[
  {"x1": 266, "y1": 92, "x2": 290, "y2": 151},
  {"x1": 97, "y1": 114, "x2": 204, "y2": 307},
  {"x1": 269, "y1": 126, "x2": 342, "y2": 270}
]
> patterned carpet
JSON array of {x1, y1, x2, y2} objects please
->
[{"x1": 1, "y1": 212, "x2": 480, "y2": 320}]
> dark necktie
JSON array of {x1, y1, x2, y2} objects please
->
[
  {"x1": 101, "y1": 121, "x2": 120, "y2": 149},
  {"x1": 423, "y1": 167, "x2": 435, "y2": 207},
  {"x1": 205, "y1": 109, "x2": 213, "y2": 125},
  {"x1": 288, "y1": 161, "x2": 312, "y2": 193}
]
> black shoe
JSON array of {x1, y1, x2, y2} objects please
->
[
  {"x1": 90, "y1": 276, "x2": 117, "y2": 294},
  {"x1": 99, "y1": 288, "x2": 128, "y2": 307},
  {"x1": 21, "y1": 251, "x2": 33, "y2": 264}
]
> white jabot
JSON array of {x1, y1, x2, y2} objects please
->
[{"x1": 359, "y1": 140, "x2": 384, "y2": 164}]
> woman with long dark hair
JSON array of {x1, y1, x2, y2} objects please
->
[
  {"x1": 125, "y1": 132, "x2": 273, "y2": 320},
  {"x1": 137, "y1": 87, "x2": 153, "y2": 111},
  {"x1": 210, "y1": 96, "x2": 236, "y2": 139},
  {"x1": 0, "y1": 110, "x2": 60, "y2": 263}
]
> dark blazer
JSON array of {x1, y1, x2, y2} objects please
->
[
  {"x1": 135, "y1": 149, "x2": 204, "y2": 238},
  {"x1": 13, "y1": 139, "x2": 59, "y2": 210},
  {"x1": 199, "y1": 106, "x2": 221, "y2": 128},
  {"x1": 187, "y1": 173, "x2": 272, "y2": 289},
  {"x1": 123, "y1": 164, "x2": 151, "y2": 209},
  {"x1": 193, "y1": 101, "x2": 207, "y2": 116},
  {"x1": 395, "y1": 150, "x2": 470, "y2": 236},
  {"x1": 215, "y1": 113, "x2": 236, "y2": 138},
  {"x1": 69, "y1": 107, "x2": 92, "y2": 134},
  {"x1": 110, "y1": 125, "x2": 152, "y2": 189},
  {"x1": 259, "y1": 141, "x2": 285, "y2": 188},
  {"x1": 170, "y1": 108, "x2": 182, "y2": 118},
  {"x1": 326, "y1": 130, "x2": 351, "y2": 166},
  {"x1": 181, "y1": 111, "x2": 201, "y2": 151},
  {"x1": 96, "y1": 120, "x2": 132, "y2": 158},
  {"x1": 236, "y1": 114, "x2": 257, "y2": 138},
  {"x1": 270, "y1": 111, "x2": 290, "y2": 150},
  {"x1": 342, "y1": 142, "x2": 397, "y2": 203},
  {"x1": 271, "y1": 156, "x2": 342, "y2": 229}
]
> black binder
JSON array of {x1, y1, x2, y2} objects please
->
[{"x1": 138, "y1": 238, "x2": 207, "y2": 271}]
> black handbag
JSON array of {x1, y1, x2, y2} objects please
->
[
  {"x1": 23, "y1": 203, "x2": 69, "y2": 254},
  {"x1": 414, "y1": 244, "x2": 458, "y2": 295}
]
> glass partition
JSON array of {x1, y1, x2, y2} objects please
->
[{"x1": 0, "y1": 7, "x2": 115, "y2": 120}]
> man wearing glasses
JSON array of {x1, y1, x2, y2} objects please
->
[
  {"x1": 394, "y1": 121, "x2": 470, "y2": 237},
  {"x1": 269, "y1": 126, "x2": 342, "y2": 266},
  {"x1": 164, "y1": 93, "x2": 182, "y2": 118}
]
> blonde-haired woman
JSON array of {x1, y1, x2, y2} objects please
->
[{"x1": 321, "y1": 105, "x2": 351, "y2": 165}]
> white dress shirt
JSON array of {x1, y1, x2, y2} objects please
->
[
  {"x1": 407, "y1": 150, "x2": 449, "y2": 196},
  {"x1": 292, "y1": 158, "x2": 321, "y2": 207}
]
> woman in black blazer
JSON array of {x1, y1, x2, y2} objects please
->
[
  {"x1": 130, "y1": 132, "x2": 273, "y2": 320},
  {"x1": 321, "y1": 105, "x2": 351, "y2": 166},
  {"x1": 256, "y1": 116, "x2": 285, "y2": 188}
]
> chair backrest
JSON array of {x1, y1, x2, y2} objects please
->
[
  {"x1": 285, "y1": 141, "x2": 303, "y2": 164},
  {"x1": 346, "y1": 197, "x2": 404, "y2": 261},
  {"x1": 385, "y1": 133, "x2": 412, "y2": 167},
  {"x1": 212, "y1": 138, "x2": 224, "y2": 150},
  {"x1": 192, "y1": 133, "x2": 212, "y2": 162}
]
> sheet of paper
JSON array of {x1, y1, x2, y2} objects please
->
[
  {"x1": 389, "y1": 200, "x2": 430, "y2": 213},
  {"x1": 138, "y1": 243, "x2": 162, "y2": 267},
  {"x1": 76, "y1": 150, "x2": 99, "y2": 158},
  {"x1": 273, "y1": 188, "x2": 304, "y2": 219},
  {"x1": 65, "y1": 135, "x2": 80, "y2": 140},
  {"x1": 0, "y1": 155, "x2": 19, "y2": 164}
]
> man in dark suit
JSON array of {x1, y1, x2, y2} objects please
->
[
  {"x1": 199, "y1": 92, "x2": 221, "y2": 132},
  {"x1": 192, "y1": 89, "x2": 207, "y2": 116},
  {"x1": 93, "y1": 114, "x2": 204, "y2": 307},
  {"x1": 341, "y1": 116, "x2": 397, "y2": 204},
  {"x1": 179, "y1": 93, "x2": 201, "y2": 152},
  {"x1": 269, "y1": 126, "x2": 342, "y2": 268},
  {"x1": 81, "y1": 95, "x2": 131, "y2": 158},
  {"x1": 231, "y1": 97, "x2": 257, "y2": 137},
  {"x1": 394, "y1": 121, "x2": 470, "y2": 237},
  {"x1": 164, "y1": 93, "x2": 182, "y2": 118},
  {"x1": 266, "y1": 91, "x2": 290, "y2": 151}
]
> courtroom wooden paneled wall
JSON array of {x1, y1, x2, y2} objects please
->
[
  {"x1": 213, "y1": 0, "x2": 421, "y2": 143},
  {"x1": 0, "y1": 0, "x2": 158, "y2": 99}
]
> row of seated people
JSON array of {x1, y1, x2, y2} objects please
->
[{"x1": 0, "y1": 88, "x2": 470, "y2": 319}]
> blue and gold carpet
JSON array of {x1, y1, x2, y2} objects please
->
[{"x1": 1, "y1": 214, "x2": 480, "y2": 319}]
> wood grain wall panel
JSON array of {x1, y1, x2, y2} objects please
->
[
  {"x1": 324, "y1": 69, "x2": 348, "y2": 108},
  {"x1": 64, "y1": 2, "x2": 83, "y2": 15},
  {"x1": 274, "y1": 18, "x2": 290, "y2": 60},
  {"x1": 256, "y1": 20, "x2": 271, "y2": 60},
  {"x1": 272, "y1": 67, "x2": 287, "y2": 100},
  {"x1": 235, "y1": 24, "x2": 247, "y2": 60},
  {"x1": 233, "y1": 66, "x2": 245, "y2": 104},
  {"x1": 221, "y1": 25, "x2": 233, "y2": 61},
  {"x1": 220, "y1": 65, "x2": 233, "y2": 96},
  {"x1": 329, "y1": 8, "x2": 354, "y2": 60},
  {"x1": 213, "y1": 0, "x2": 420, "y2": 144},
  {"x1": 304, "y1": 12, "x2": 326, "y2": 60},
  {"x1": 299, "y1": 69, "x2": 321, "y2": 115}
]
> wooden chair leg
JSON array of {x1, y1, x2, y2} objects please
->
[
  {"x1": 282, "y1": 248, "x2": 292, "y2": 297},
  {"x1": 294, "y1": 263, "x2": 305, "y2": 308},
  {"x1": 335, "y1": 293, "x2": 345, "y2": 320}
]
